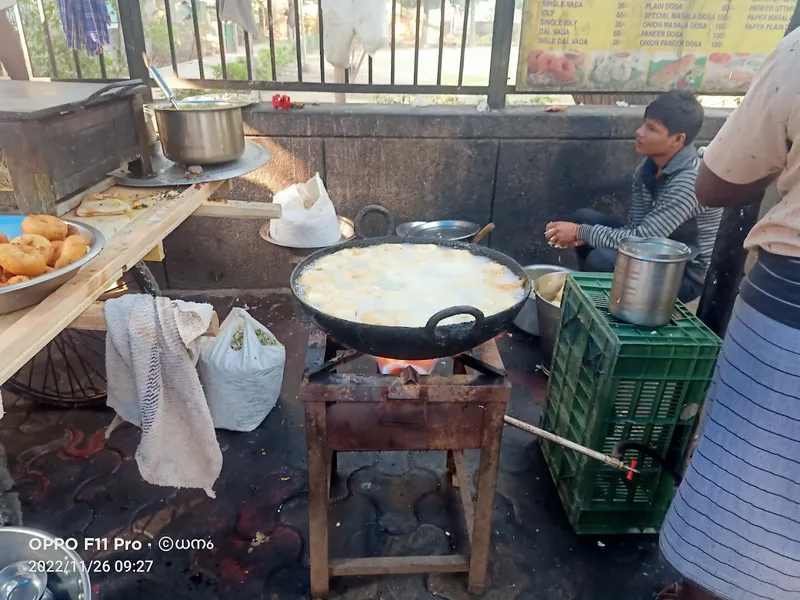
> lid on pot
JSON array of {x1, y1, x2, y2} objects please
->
[{"x1": 618, "y1": 237, "x2": 692, "y2": 262}]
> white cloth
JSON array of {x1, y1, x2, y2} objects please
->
[
  {"x1": 219, "y1": 0, "x2": 259, "y2": 37},
  {"x1": 104, "y1": 294, "x2": 222, "y2": 498},
  {"x1": 321, "y1": 0, "x2": 386, "y2": 68}
]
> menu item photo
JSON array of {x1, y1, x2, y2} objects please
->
[{"x1": 647, "y1": 53, "x2": 708, "y2": 90}]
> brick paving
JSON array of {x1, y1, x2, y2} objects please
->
[{"x1": 0, "y1": 293, "x2": 673, "y2": 599}]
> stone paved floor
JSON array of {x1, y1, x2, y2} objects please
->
[{"x1": 0, "y1": 293, "x2": 672, "y2": 600}]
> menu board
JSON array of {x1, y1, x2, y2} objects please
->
[{"x1": 516, "y1": 0, "x2": 798, "y2": 93}]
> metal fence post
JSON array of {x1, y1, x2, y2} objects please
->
[
  {"x1": 487, "y1": 0, "x2": 515, "y2": 109},
  {"x1": 117, "y1": 0, "x2": 151, "y2": 96}
]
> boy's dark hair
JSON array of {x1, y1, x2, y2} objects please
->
[{"x1": 644, "y1": 90, "x2": 704, "y2": 146}]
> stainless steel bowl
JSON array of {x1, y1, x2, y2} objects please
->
[
  {"x1": 0, "y1": 219, "x2": 105, "y2": 315},
  {"x1": 0, "y1": 527, "x2": 91, "y2": 600},
  {"x1": 536, "y1": 271, "x2": 570, "y2": 370},
  {"x1": 150, "y1": 99, "x2": 248, "y2": 165},
  {"x1": 513, "y1": 264, "x2": 571, "y2": 335}
]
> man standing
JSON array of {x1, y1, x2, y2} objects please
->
[
  {"x1": 657, "y1": 28, "x2": 800, "y2": 600},
  {"x1": 545, "y1": 91, "x2": 722, "y2": 302}
]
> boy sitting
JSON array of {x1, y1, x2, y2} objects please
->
[{"x1": 545, "y1": 90, "x2": 722, "y2": 302}]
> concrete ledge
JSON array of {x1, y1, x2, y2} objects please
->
[{"x1": 244, "y1": 104, "x2": 731, "y2": 141}]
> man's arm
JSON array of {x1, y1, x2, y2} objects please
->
[
  {"x1": 695, "y1": 163, "x2": 778, "y2": 208},
  {"x1": 578, "y1": 171, "x2": 701, "y2": 249},
  {"x1": 697, "y1": 33, "x2": 799, "y2": 207}
]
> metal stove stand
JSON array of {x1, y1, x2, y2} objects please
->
[{"x1": 301, "y1": 330, "x2": 510, "y2": 598}]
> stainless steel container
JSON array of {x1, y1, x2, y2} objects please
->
[
  {"x1": 535, "y1": 271, "x2": 569, "y2": 369},
  {"x1": 513, "y1": 264, "x2": 571, "y2": 335},
  {"x1": 0, "y1": 527, "x2": 91, "y2": 600},
  {"x1": 609, "y1": 237, "x2": 692, "y2": 327},
  {"x1": 0, "y1": 219, "x2": 105, "y2": 315},
  {"x1": 150, "y1": 99, "x2": 247, "y2": 165}
]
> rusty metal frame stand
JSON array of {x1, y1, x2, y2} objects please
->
[{"x1": 302, "y1": 330, "x2": 509, "y2": 599}]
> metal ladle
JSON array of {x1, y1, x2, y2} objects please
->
[{"x1": 142, "y1": 52, "x2": 180, "y2": 110}]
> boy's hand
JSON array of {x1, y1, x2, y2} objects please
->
[{"x1": 545, "y1": 221, "x2": 583, "y2": 248}]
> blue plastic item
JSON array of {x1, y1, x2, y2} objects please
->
[{"x1": 0, "y1": 216, "x2": 24, "y2": 240}]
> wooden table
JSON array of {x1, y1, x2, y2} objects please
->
[{"x1": 0, "y1": 180, "x2": 281, "y2": 387}]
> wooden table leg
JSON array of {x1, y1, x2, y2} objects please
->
[
  {"x1": 306, "y1": 401, "x2": 330, "y2": 599},
  {"x1": 467, "y1": 404, "x2": 505, "y2": 594}
]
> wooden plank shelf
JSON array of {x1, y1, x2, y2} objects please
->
[{"x1": 0, "y1": 179, "x2": 280, "y2": 386}]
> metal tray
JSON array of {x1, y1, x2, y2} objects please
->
[
  {"x1": 0, "y1": 217, "x2": 105, "y2": 315},
  {"x1": 260, "y1": 216, "x2": 355, "y2": 257},
  {"x1": 398, "y1": 220, "x2": 481, "y2": 241},
  {"x1": 396, "y1": 221, "x2": 426, "y2": 237},
  {"x1": 113, "y1": 140, "x2": 270, "y2": 187}
]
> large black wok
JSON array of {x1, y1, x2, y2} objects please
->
[{"x1": 290, "y1": 205, "x2": 531, "y2": 359}]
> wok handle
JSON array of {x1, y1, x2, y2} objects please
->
[
  {"x1": 425, "y1": 306, "x2": 485, "y2": 343},
  {"x1": 354, "y1": 204, "x2": 396, "y2": 239}
]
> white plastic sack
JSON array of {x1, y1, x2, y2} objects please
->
[
  {"x1": 219, "y1": 0, "x2": 259, "y2": 37},
  {"x1": 321, "y1": 0, "x2": 387, "y2": 67},
  {"x1": 352, "y1": 0, "x2": 387, "y2": 56},
  {"x1": 269, "y1": 173, "x2": 341, "y2": 247},
  {"x1": 321, "y1": 0, "x2": 355, "y2": 68},
  {"x1": 198, "y1": 308, "x2": 286, "y2": 432}
]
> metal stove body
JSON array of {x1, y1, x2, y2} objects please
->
[{"x1": 301, "y1": 330, "x2": 510, "y2": 598}]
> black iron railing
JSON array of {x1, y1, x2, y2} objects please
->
[
  {"x1": 8, "y1": 0, "x2": 800, "y2": 108},
  {"x1": 8, "y1": 0, "x2": 519, "y2": 107}
]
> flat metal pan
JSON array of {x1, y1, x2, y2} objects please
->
[
  {"x1": 290, "y1": 205, "x2": 530, "y2": 359},
  {"x1": 399, "y1": 220, "x2": 481, "y2": 241}
]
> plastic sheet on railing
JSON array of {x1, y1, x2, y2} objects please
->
[{"x1": 321, "y1": 0, "x2": 387, "y2": 68}]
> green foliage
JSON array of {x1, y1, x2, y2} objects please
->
[{"x1": 211, "y1": 44, "x2": 293, "y2": 80}]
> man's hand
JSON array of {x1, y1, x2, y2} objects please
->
[{"x1": 545, "y1": 221, "x2": 583, "y2": 248}]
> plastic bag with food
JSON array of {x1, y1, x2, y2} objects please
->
[
  {"x1": 269, "y1": 173, "x2": 341, "y2": 248},
  {"x1": 198, "y1": 308, "x2": 286, "y2": 432}
]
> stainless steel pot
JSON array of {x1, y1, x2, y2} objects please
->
[
  {"x1": 513, "y1": 264, "x2": 571, "y2": 335},
  {"x1": 150, "y1": 99, "x2": 247, "y2": 165},
  {"x1": 609, "y1": 237, "x2": 692, "y2": 327}
]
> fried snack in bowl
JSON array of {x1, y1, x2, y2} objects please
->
[
  {"x1": 4, "y1": 275, "x2": 30, "y2": 286},
  {"x1": 11, "y1": 233, "x2": 54, "y2": 265},
  {"x1": 21, "y1": 214, "x2": 68, "y2": 241},
  {"x1": 0, "y1": 244, "x2": 48, "y2": 277},
  {"x1": 54, "y1": 234, "x2": 89, "y2": 269},
  {"x1": 49, "y1": 240, "x2": 64, "y2": 267},
  {"x1": 0, "y1": 233, "x2": 7, "y2": 244}
]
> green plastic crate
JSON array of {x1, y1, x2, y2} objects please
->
[{"x1": 540, "y1": 273, "x2": 721, "y2": 535}]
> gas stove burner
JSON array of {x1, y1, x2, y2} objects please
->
[
  {"x1": 113, "y1": 140, "x2": 271, "y2": 187},
  {"x1": 302, "y1": 336, "x2": 507, "y2": 381},
  {"x1": 373, "y1": 356, "x2": 438, "y2": 375}
]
